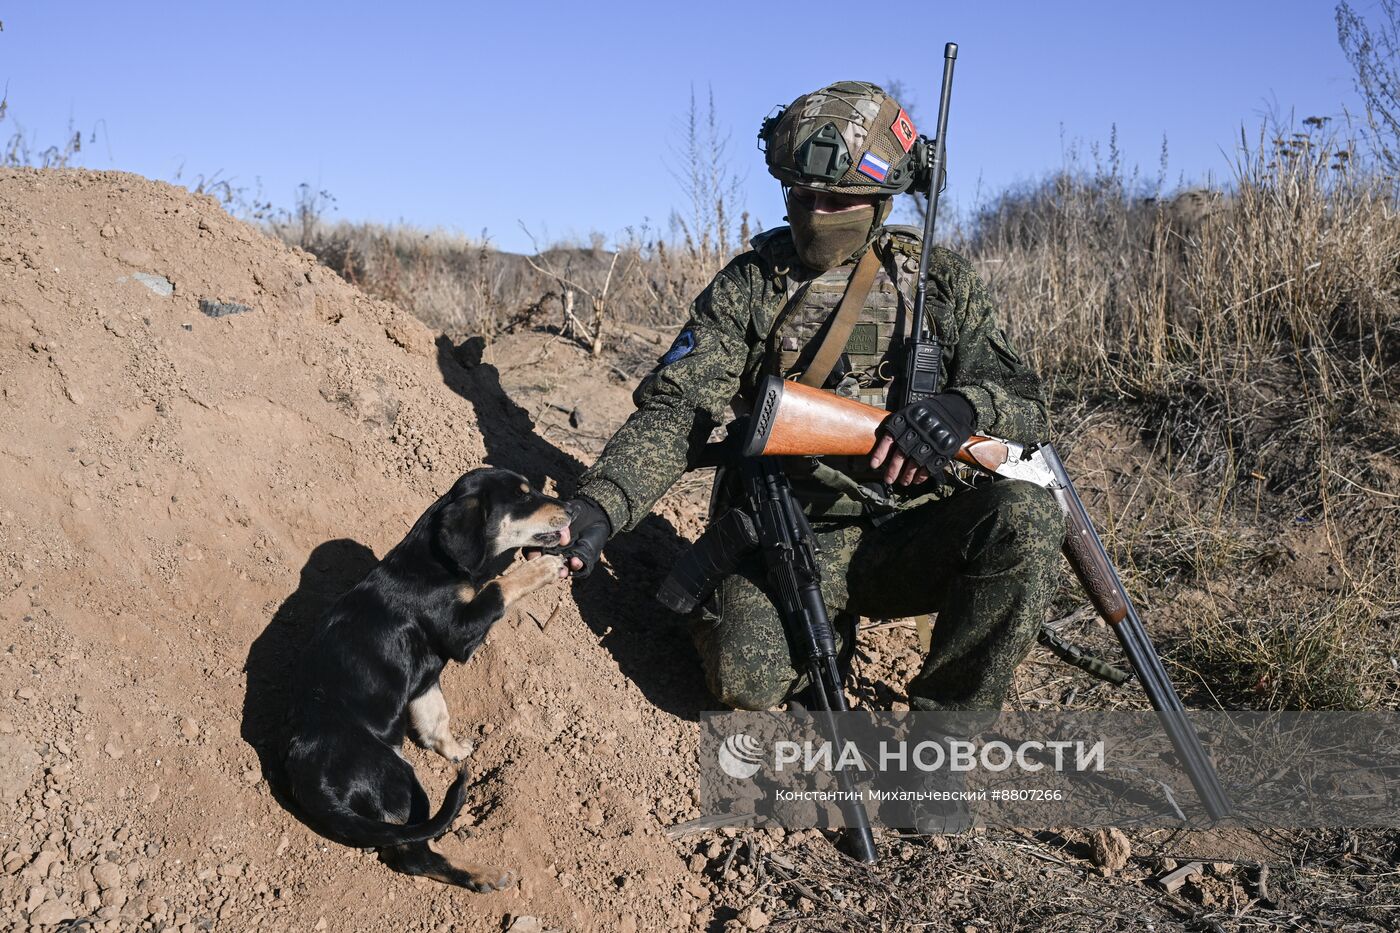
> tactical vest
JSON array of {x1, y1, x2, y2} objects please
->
[
  {"x1": 762, "y1": 225, "x2": 937, "y2": 406},
  {"x1": 746, "y1": 225, "x2": 955, "y2": 519}
]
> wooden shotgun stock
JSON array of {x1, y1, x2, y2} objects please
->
[
  {"x1": 739, "y1": 374, "x2": 1233, "y2": 820},
  {"x1": 745, "y1": 376, "x2": 1137, "y2": 620},
  {"x1": 745, "y1": 377, "x2": 1129, "y2": 620}
]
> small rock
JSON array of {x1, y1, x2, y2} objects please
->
[
  {"x1": 198, "y1": 299, "x2": 252, "y2": 318},
  {"x1": 314, "y1": 917, "x2": 326, "y2": 931},
  {"x1": 103, "y1": 742, "x2": 124, "y2": 760},
  {"x1": 505, "y1": 916, "x2": 542, "y2": 933},
  {"x1": 241, "y1": 769, "x2": 260, "y2": 785},
  {"x1": 100, "y1": 224, "x2": 117, "y2": 238},
  {"x1": 15, "y1": 686, "x2": 35, "y2": 701},
  {"x1": 0, "y1": 734, "x2": 42, "y2": 805},
  {"x1": 132, "y1": 272, "x2": 174, "y2": 297},
  {"x1": 93, "y1": 861, "x2": 122, "y2": 890},
  {"x1": 29, "y1": 899, "x2": 76, "y2": 926},
  {"x1": 1090, "y1": 827, "x2": 1131, "y2": 875},
  {"x1": 179, "y1": 718, "x2": 199, "y2": 740},
  {"x1": 738, "y1": 905, "x2": 770, "y2": 930},
  {"x1": 23, "y1": 850, "x2": 58, "y2": 881},
  {"x1": 25, "y1": 885, "x2": 48, "y2": 910}
]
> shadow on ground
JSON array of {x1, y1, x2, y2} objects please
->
[
  {"x1": 435, "y1": 334, "x2": 710, "y2": 721},
  {"x1": 240, "y1": 538, "x2": 379, "y2": 811}
]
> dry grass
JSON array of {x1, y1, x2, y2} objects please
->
[
  {"x1": 284, "y1": 217, "x2": 730, "y2": 344},
  {"x1": 959, "y1": 120, "x2": 1399, "y2": 709},
  {"x1": 1, "y1": 95, "x2": 87, "y2": 169}
]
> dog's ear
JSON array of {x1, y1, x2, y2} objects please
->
[
  {"x1": 436, "y1": 494, "x2": 485, "y2": 573},
  {"x1": 449, "y1": 468, "x2": 489, "y2": 499}
]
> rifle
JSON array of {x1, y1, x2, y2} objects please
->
[
  {"x1": 730, "y1": 457, "x2": 881, "y2": 862},
  {"x1": 739, "y1": 376, "x2": 1235, "y2": 822}
]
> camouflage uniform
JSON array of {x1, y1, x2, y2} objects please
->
[{"x1": 577, "y1": 221, "x2": 1063, "y2": 713}]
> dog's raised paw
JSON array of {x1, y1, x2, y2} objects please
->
[{"x1": 499, "y1": 554, "x2": 566, "y2": 603}]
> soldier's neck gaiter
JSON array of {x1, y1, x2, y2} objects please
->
[{"x1": 788, "y1": 202, "x2": 876, "y2": 272}]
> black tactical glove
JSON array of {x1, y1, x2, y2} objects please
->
[
  {"x1": 555, "y1": 496, "x2": 611, "y2": 578},
  {"x1": 880, "y1": 393, "x2": 975, "y2": 475}
]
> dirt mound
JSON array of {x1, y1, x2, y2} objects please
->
[{"x1": 0, "y1": 169, "x2": 708, "y2": 932}]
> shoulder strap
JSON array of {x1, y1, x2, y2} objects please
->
[{"x1": 797, "y1": 246, "x2": 881, "y2": 389}]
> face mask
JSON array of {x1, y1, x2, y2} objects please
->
[{"x1": 787, "y1": 200, "x2": 875, "y2": 272}]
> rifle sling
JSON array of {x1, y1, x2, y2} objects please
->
[{"x1": 797, "y1": 245, "x2": 881, "y2": 390}]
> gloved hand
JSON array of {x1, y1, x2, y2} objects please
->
[
  {"x1": 553, "y1": 496, "x2": 611, "y2": 577},
  {"x1": 871, "y1": 393, "x2": 975, "y2": 486}
]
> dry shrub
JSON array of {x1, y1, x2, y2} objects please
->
[
  {"x1": 1181, "y1": 595, "x2": 1396, "y2": 710},
  {"x1": 278, "y1": 210, "x2": 749, "y2": 355}
]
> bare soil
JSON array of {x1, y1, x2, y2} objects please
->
[{"x1": 0, "y1": 169, "x2": 1394, "y2": 933}]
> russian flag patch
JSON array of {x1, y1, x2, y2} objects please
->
[{"x1": 856, "y1": 152, "x2": 890, "y2": 182}]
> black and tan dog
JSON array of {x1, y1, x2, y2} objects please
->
[{"x1": 282, "y1": 468, "x2": 572, "y2": 890}]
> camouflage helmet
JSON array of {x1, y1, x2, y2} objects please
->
[{"x1": 759, "y1": 81, "x2": 928, "y2": 196}]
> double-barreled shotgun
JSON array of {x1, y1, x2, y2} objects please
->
[{"x1": 743, "y1": 375, "x2": 1234, "y2": 822}]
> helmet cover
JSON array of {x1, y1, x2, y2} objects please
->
[{"x1": 760, "y1": 81, "x2": 922, "y2": 195}]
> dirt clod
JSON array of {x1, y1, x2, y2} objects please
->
[{"x1": 1090, "y1": 827, "x2": 1132, "y2": 875}]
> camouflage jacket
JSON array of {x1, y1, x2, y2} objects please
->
[{"x1": 576, "y1": 226, "x2": 1049, "y2": 533}]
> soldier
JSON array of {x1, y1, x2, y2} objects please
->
[{"x1": 558, "y1": 81, "x2": 1063, "y2": 716}]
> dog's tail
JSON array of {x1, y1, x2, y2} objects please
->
[
  {"x1": 310, "y1": 767, "x2": 469, "y2": 850},
  {"x1": 378, "y1": 840, "x2": 513, "y2": 891}
]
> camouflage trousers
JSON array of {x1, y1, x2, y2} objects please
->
[{"x1": 689, "y1": 479, "x2": 1064, "y2": 713}]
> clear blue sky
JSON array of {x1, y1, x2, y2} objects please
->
[{"x1": 2, "y1": 1, "x2": 1369, "y2": 252}]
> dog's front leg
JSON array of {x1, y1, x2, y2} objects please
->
[{"x1": 447, "y1": 555, "x2": 565, "y2": 662}]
